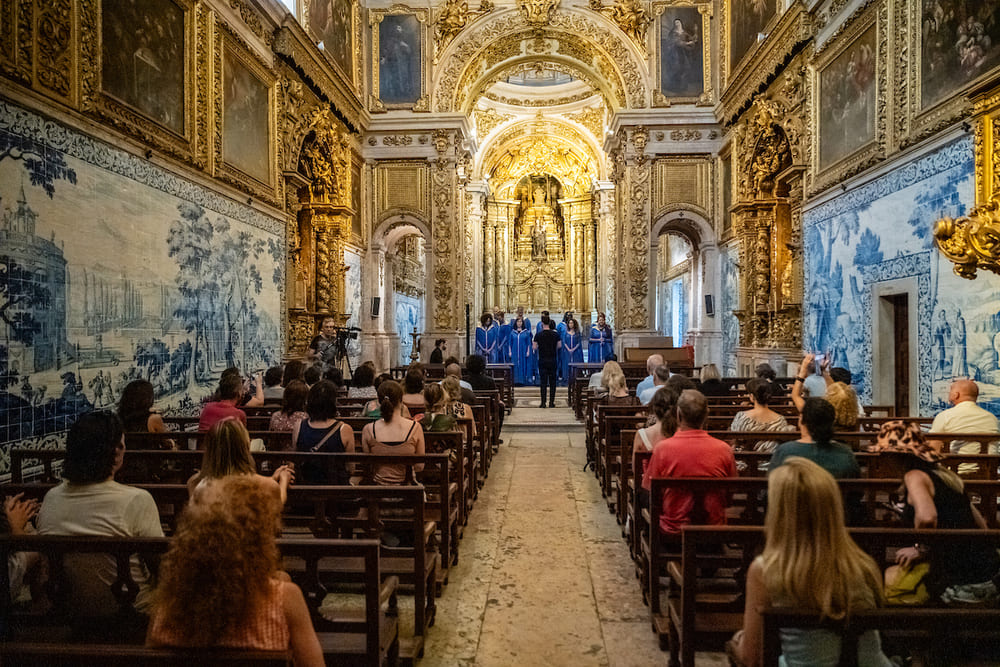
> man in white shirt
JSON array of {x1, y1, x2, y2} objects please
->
[
  {"x1": 37, "y1": 411, "x2": 164, "y2": 625},
  {"x1": 635, "y1": 354, "x2": 663, "y2": 398},
  {"x1": 639, "y1": 365, "x2": 672, "y2": 405},
  {"x1": 929, "y1": 379, "x2": 1000, "y2": 462}
]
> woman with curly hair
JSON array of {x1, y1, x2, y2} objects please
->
[
  {"x1": 188, "y1": 419, "x2": 294, "y2": 505},
  {"x1": 148, "y1": 476, "x2": 323, "y2": 665},
  {"x1": 824, "y1": 381, "x2": 860, "y2": 431}
]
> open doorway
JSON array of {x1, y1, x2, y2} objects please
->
[{"x1": 873, "y1": 279, "x2": 918, "y2": 417}]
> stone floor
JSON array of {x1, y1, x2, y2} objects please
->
[{"x1": 420, "y1": 401, "x2": 728, "y2": 666}]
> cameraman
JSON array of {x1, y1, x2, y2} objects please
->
[{"x1": 308, "y1": 317, "x2": 337, "y2": 364}]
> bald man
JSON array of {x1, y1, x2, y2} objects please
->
[
  {"x1": 929, "y1": 379, "x2": 999, "y2": 471},
  {"x1": 636, "y1": 354, "x2": 664, "y2": 397}
]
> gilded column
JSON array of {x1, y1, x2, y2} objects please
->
[
  {"x1": 618, "y1": 128, "x2": 652, "y2": 332},
  {"x1": 484, "y1": 218, "x2": 496, "y2": 311},
  {"x1": 592, "y1": 182, "x2": 613, "y2": 318},
  {"x1": 428, "y1": 129, "x2": 467, "y2": 334},
  {"x1": 465, "y1": 182, "x2": 488, "y2": 321}
]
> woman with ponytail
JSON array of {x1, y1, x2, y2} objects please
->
[
  {"x1": 768, "y1": 398, "x2": 859, "y2": 480},
  {"x1": 360, "y1": 380, "x2": 425, "y2": 484}
]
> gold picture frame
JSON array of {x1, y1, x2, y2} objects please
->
[
  {"x1": 84, "y1": 0, "x2": 204, "y2": 165},
  {"x1": 809, "y1": 1, "x2": 887, "y2": 194},
  {"x1": 652, "y1": 0, "x2": 713, "y2": 106},
  {"x1": 303, "y1": 0, "x2": 358, "y2": 89},
  {"x1": 721, "y1": 0, "x2": 781, "y2": 92},
  {"x1": 370, "y1": 5, "x2": 430, "y2": 112},
  {"x1": 214, "y1": 23, "x2": 279, "y2": 202}
]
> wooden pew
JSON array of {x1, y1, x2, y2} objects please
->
[
  {"x1": 0, "y1": 535, "x2": 398, "y2": 667},
  {"x1": 0, "y1": 645, "x2": 294, "y2": 666}
]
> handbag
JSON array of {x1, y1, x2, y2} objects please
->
[{"x1": 885, "y1": 561, "x2": 931, "y2": 605}]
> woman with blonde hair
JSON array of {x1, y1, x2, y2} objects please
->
[
  {"x1": 824, "y1": 381, "x2": 859, "y2": 431},
  {"x1": 600, "y1": 360, "x2": 637, "y2": 405},
  {"x1": 420, "y1": 383, "x2": 456, "y2": 432},
  {"x1": 441, "y1": 375, "x2": 476, "y2": 441},
  {"x1": 188, "y1": 419, "x2": 293, "y2": 504},
  {"x1": 148, "y1": 476, "x2": 323, "y2": 665},
  {"x1": 732, "y1": 457, "x2": 892, "y2": 667}
]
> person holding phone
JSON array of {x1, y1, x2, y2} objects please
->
[{"x1": 792, "y1": 353, "x2": 827, "y2": 414}]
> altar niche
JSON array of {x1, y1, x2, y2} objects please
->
[{"x1": 483, "y1": 173, "x2": 595, "y2": 314}]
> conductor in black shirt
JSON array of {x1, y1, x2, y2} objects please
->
[
  {"x1": 429, "y1": 339, "x2": 447, "y2": 364},
  {"x1": 534, "y1": 320, "x2": 562, "y2": 408}
]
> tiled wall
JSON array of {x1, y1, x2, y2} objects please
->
[
  {"x1": 802, "y1": 136, "x2": 1000, "y2": 416},
  {"x1": 719, "y1": 242, "x2": 740, "y2": 376},
  {"x1": 0, "y1": 101, "x2": 284, "y2": 474},
  {"x1": 395, "y1": 293, "x2": 423, "y2": 366},
  {"x1": 344, "y1": 249, "x2": 363, "y2": 371}
]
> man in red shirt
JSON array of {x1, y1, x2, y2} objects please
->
[
  {"x1": 198, "y1": 373, "x2": 248, "y2": 431},
  {"x1": 642, "y1": 389, "x2": 736, "y2": 534}
]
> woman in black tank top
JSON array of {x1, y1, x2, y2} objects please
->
[{"x1": 292, "y1": 380, "x2": 355, "y2": 485}]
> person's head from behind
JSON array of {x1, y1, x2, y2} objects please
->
[
  {"x1": 548, "y1": 320, "x2": 556, "y2": 330},
  {"x1": 445, "y1": 362, "x2": 463, "y2": 380},
  {"x1": 443, "y1": 355, "x2": 460, "y2": 367},
  {"x1": 323, "y1": 366, "x2": 344, "y2": 387},
  {"x1": 263, "y1": 366, "x2": 283, "y2": 389},
  {"x1": 652, "y1": 365, "x2": 671, "y2": 387},
  {"x1": 700, "y1": 363, "x2": 721, "y2": 382},
  {"x1": 217, "y1": 372, "x2": 243, "y2": 403},
  {"x1": 645, "y1": 354, "x2": 664, "y2": 375},
  {"x1": 201, "y1": 419, "x2": 255, "y2": 480},
  {"x1": 829, "y1": 367, "x2": 852, "y2": 385},
  {"x1": 281, "y1": 380, "x2": 309, "y2": 416},
  {"x1": 824, "y1": 382, "x2": 859, "y2": 429},
  {"x1": 64, "y1": 411, "x2": 125, "y2": 483},
  {"x1": 799, "y1": 397, "x2": 835, "y2": 444},
  {"x1": 746, "y1": 377, "x2": 774, "y2": 407},
  {"x1": 423, "y1": 383, "x2": 447, "y2": 412},
  {"x1": 601, "y1": 360, "x2": 625, "y2": 392},
  {"x1": 352, "y1": 363, "x2": 375, "y2": 388},
  {"x1": 649, "y1": 386, "x2": 681, "y2": 438},
  {"x1": 676, "y1": 389, "x2": 708, "y2": 429},
  {"x1": 306, "y1": 380, "x2": 338, "y2": 421},
  {"x1": 466, "y1": 354, "x2": 487, "y2": 375},
  {"x1": 118, "y1": 380, "x2": 155, "y2": 431},
  {"x1": 665, "y1": 374, "x2": 696, "y2": 393},
  {"x1": 948, "y1": 378, "x2": 979, "y2": 405},
  {"x1": 154, "y1": 476, "x2": 281, "y2": 646},
  {"x1": 374, "y1": 372, "x2": 393, "y2": 389},
  {"x1": 404, "y1": 367, "x2": 425, "y2": 394},
  {"x1": 441, "y1": 376, "x2": 463, "y2": 404},
  {"x1": 764, "y1": 457, "x2": 882, "y2": 617},
  {"x1": 377, "y1": 380, "x2": 404, "y2": 423},
  {"x1": 282, "y1": 360, "x2": 305, "y2": 387},
  {"x1": 755, "y1": 362, "x2": 776, "y2": 382},
  {"x1": 303, "y1": 364, "x2": 322, "y2": 386}
]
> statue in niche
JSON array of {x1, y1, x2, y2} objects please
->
[{"x1": 532, "y1": 219, "x2": 547, "y2": 260}]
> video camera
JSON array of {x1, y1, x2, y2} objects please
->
[{"x1": 333, "y1": 326, "x2": 361, "y2": 340}]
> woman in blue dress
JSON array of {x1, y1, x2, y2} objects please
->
[
  {"x1": 561, "y1": 317, "x2": 584, "y2": 382},
  {"x1": 588, "y1": 312, "x2": 614, "y2": 363},
  {"x1": 509, "y1": 315, "x2": 534, "y2": 385},
  {"x1": 495, "y1": 311, "x2": 511, "y2": 364},
  {"x1": 475, "y1": 313, "x2": 496, "y2": 360}
]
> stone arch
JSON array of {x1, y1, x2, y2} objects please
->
[
  {"x1": 475, "y1": 118, "x2": 605, "y2": 188},
  {"x1": 432, "y1": 9, "x2": 649, "y2": 113},
  {"x1": 373, "y1": 210, "x2": 432, "y2": 248},
  {"x1": 650, "y1": 208, "x2": 715, "y2": 248}
]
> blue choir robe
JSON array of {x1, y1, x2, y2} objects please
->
[
  {"x1": 475, "y1": 325, "x2": 496, "y2": 359},
  {"x1": 589, "y1": 324, "x2": 613, "y2": 363},
  {"x1": 556, "y1": 321, "x2": 568, "y2": 381},
  {"x1": 496, "y1": 321, "x2": 512, "y2": 364},
  {"x1": 561, "y1": 329, "x2": 584, "y2": 381},
  {"x1": 510, "y1": 327, "x2": 534, "y2": 385}
]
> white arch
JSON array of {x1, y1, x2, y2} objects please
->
[{"x1": 650, "y1": 208, "x2": 715, "y2": 248}]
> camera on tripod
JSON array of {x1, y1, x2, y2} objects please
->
[{"x1": 334, "y1": 326, "x2": 360, "y2": 341}]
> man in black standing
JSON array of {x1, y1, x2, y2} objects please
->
[{"x1": 534, "y1": 319, "x2": 562, "y2": 408}]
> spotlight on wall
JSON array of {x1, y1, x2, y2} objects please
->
[{"x1": 145, "y1": 149, "x2": 153, "y2": 159}]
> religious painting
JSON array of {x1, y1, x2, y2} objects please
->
[
  {"x1": 659, "y1": 7, "x2": 704, "y2": 98},
  {"x1": 819, "y1": 25, "x2": 877, "y2": 169},
  {"x1": 920, "y1": 2, "x2": 1000, "y2": 109},
  {"x1": 377, "y1": 14, "x2": 422, "y2": 105},
  {"x1": 308, "y1": 0, "x2": 354, "y2": 80},
  {"x1": 100, "y1": 0, "x2": 185, "y2": 135},
  {"x1": 729, "y1": 0, "x2": 777, "y2": 72},
  {"x1": 350, "y1": 151, "x2": 362, "y2": 239},
  {"x1": 222, "y1": 46, "x2": 271, "y2": 186}
]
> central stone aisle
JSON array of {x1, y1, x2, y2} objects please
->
[{"x1": 420, "y1": 403, "x2": 728, "y2": 666}]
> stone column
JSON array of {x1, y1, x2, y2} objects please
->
[
  {"x1": 465, "y1": 181, "x2": 488, "y2": 322},
  {"x1": 483, "y1": 218, "x2": 496, "y2": 311},
  {"x1": 592, "y1": 181, "x2": 614, "y2": 321}
]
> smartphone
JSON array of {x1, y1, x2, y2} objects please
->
[{"x1": 814, "y1": 353, "x2": 825, "y2": 365}]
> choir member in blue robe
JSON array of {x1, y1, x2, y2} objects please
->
[
  {"x1": 561, "y1": 317, "x2": 584, "y2": 382},
  {"x1": 475, "y1": 313, "x2": 497, "y2": 360},
  {"x1": 534, "y1": 309, "x2": 550, "y2": 337},
  {"x1": 556, "y1": 312, "x2": 571, "y2": 382},
  {"x1": 588, "y1": 312, "x2": 614, "y2": 363},
  {"x1": 510, "y1": 316, "x2": 534, "y2": 385},
  {"x1": 495, "y1": 310, "x2": 511, "y2": 364}
]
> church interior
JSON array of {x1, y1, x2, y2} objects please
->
[{"x1": 4, "y1": 0, "x2": 1000, "y2": 664}]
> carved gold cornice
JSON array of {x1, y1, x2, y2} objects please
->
[{"x1": 719, "y1": 1, "x2": 812, "y2": 127}]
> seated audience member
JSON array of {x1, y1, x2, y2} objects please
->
[
  {"x1": 269, "y1": 379, "x2": 309, "y2": 433},
  {"x1": 588, "y1": 354, "x2": 618, "y2": 389},
  {"x1": 348, "y1": 362, "x2": 378, "y2": 400},
  {"x1": 633, "y1": 386, "x2": 680, "y2": 456},
  {"x1": 755, "y1": 362, "x2": 787, "y2": 396},
  {"x1": 875, "y1": 421, "x2": 1000, "y2": 605},
  {"x1": 639, "y1": 365, "x2": 671, "y2": 405},
  {"x1": 212, "y1": 366, "x2": 265, "y2": 409},
  {"x1": 601, "y1": 361, "x2": 638, "y2": 406},
  {"x1": 429, "y1": 338, "x2": 447, "y2": 364},
  {"x1": 291, "y1": 380, "x2": 355, "y2": 485},
  {"x1": 420, "y1": 384, "x2": 456, "y2": 431},
  {"x1": 303, "y1": 364, "x2": 322, "y2": 387},
  {"x1": 360, "y1": 380, "x2": 425, "y2": 485},
  {"x1": 3, "y1": 492, "x2": 40, "y2": 604},
  {"x1": 824, "y1": 381, "x2": 860, "y2": 431},
  {"x1": 402, "y1": 365, "x2": 427, "y2": 414},
  {"x1": 791, "y1": 354, "x2": 826, "y2": 402},
  {"x1": 363, "y1": 373, "x2": 406, "y2": 418},
  {"x1": 323, "y1": 365, "x2": 345, "y2": 388},
  {"x1": 282, "y1": 360, "x2": 305, "y2": 388},
  {"x1": 642, "y1": 390, "x2": 737, "y2": 534},
  {"x1": 37, "y1": 411, "x2": 164, "y2": 623},
  {"x1": 827, "y1": 366, "x2": 865, "y2": 417},
  {"x1": 464, "y1": 354, "x2": 506, "y2": 426},
  {"x1": 199, "y1": 372, "x2": 248, "y2": 431},
  {"x1": 732, "y1": 458, "x2": 892, "y2": 667},
  {"x1": 444, "y1": 363, "x2": 476, "y2": 404},
  {"x1": 262, "y1": 366, "x2": 284, "y2": 402},
  {"x1": 769, "y1": 398, "x2": 859, "y2": 479},
  {"x1": 928, "y1": 379, "x2": 1000, "y2": 459},
  {"x1": 730, "y1": 378, "x2": 795, "y2": 454},
  {"x1": 147, "y1": 477, "x2": 323, "y2": 666},
  {"x1": 635, "y1": 354, "x2": 664, "y2": 397},
  {"x1": 188, "y1": 419, "x2": 293, "y2": 505},
  {"x1": 118, "y1": 380, "x2": 168, "y2": 433},
  {"x1": 697, "y1": 363, "x2": 727, "y2": 396},
  {"x1": 442, "y1": 376, "x2": 477, "y2": 441}
]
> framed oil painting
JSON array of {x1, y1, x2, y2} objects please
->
[
  {"x1": 307, "y1": 0, "x2": 355, "y2": 82},
  {"x1": 375, "y1": 13, "x2": 423, "y2": 107},
  {"x1": 100, "y1": 0, "x2": 187, "y2": 135},
  {"x1": 819, "y1": 24, "x2": 876, "y2": 169},
  {"x1": 351, "y1": 150, "x2": 363, "y2": 239},
  {"x1": 920, "y1": 2, "x2": 1000, "y2": 110},
  {"x1": 658, "y1": 5, "x2": 707, "y2": 100},
  {"x1": 729, "y1": 0, "x2": 777, "y2": 73}
]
